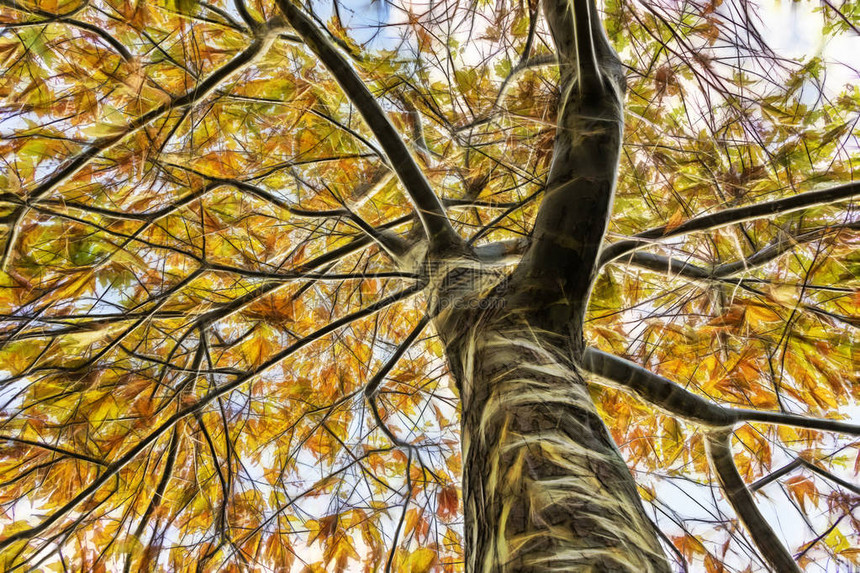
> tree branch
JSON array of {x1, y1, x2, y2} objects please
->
[
  {"x1": 0, "y1": 0, "x2": 133, "y2": 60},
  {"x1": 159, "y1": 164, "x2": 410, "y2": 256},
  {"x1": 0, "y1": 436, "x2": 107, "y2": 467},
  {"x1": 621, "y1": 218, "x2": 860, "y2": 282},
  {"x1": 705, "y1": 429, "x2": 802, "y2": 573},
  {"x1": 750, "y1": 455, "x2": 860, "y2": 495},
  {"x1": 711, "y1": 222, "x2": 860, "y2": 278},
  {"x1": 453, "y1": 54, "x2": 558, "y2": 132},
  {"x1": 364, "y1": 315, "x2": 431, "y2": 447},
  {"x1": 617, "y1": 251, "x2": 859, "y2": 329},
  {"x1": 126, "y1": 426, "x2": 180, "y2": 570},
  {"x1": 199, "y1": 2, "x2": 249, "y2": 31},
  {"x1": 582, "y1": 348, "x2": 860, "y2": 436},
  {"x1": 0, "y1": 284, "x2": 423, "y2": 554},
  {"x1": 233, "y1": 0, "x2": 259, "y2": 29},
  {"x1": 582, "y1": 347, "x2": 735, "y2": 426},
  {"x1": 0, "y1": 230, "x2": 389, "y2": 384},
  {"x1": 507, "y1": 0, "x2": 627, "y2": 335},
  {"x1": 385, "y1": 449, "x2": 412, "y2": 573},
  {"x1": 599, "y1": 181, "x2": 860, "y2": 268},
  {"x1": 1, "y1": 19, "x2": 286, "y2": 271},
  {"x1": 274, "y1": 0, "x2": 462, "y2": 252}
]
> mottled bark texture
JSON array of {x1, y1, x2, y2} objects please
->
[{"x1": 438, "y1": 305, "x2": 670, "y2": 572}]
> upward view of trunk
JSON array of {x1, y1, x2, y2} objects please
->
[
  {"x1": 438, "y1": 306, "x2": 670, "y2": 572},
  {"x1": 429, "y1": 0, "x2": 674, "y2": 569}
]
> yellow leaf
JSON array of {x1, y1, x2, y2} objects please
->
[
  {"x1": 767, "y1": 284, "x2": 797, "y2": 306},
  {"x1": 90, "y1": 395, "x2": 119, "y2": 428},
  {"x1": 745, "y1": 303, "x2": 782, "y2": 325},
  {"x1": 840, "y1": 547, "x2": 860, "y2": 564},
  {"x1": 404, "y1": 548, "x2": 436, "y2": 573},
  {"x1": 705, "y1": 553, "x2": 726, "y2": 573},
  {"x1": 53, "y1": 270, "x2": 94, "y2": 300},
  {"x1": 638, "y1": 483, "x2": 656, "y2": 502},
  {"x1": 825, "y1": 528, "x2": 850, "y2": 553}
]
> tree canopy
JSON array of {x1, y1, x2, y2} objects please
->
[{"x1": 0, "y1": 0, "x2": 857, "y2": 571}]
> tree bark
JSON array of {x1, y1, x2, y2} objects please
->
[{"x1": 438, "y1": 305, "x2": 670, "y2": 572}]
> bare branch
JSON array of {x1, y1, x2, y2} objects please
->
[
  {"x1": 599, "y1": 181, "x2": 860, "y2": 268},
  {"x1": 364, "y1": 315, "x2": 431, "y2": 448},
  {"x1": 454, "y1": 54, "x2": 558, "y2": 132},
  {"x1": 385, "y1": 449, "x2": 412, "y2": 573},
  {"x1": 123, "y1": 427, "x2": 181, "y2": 573},
  {"x1": 0, "y1": 0, "x2": 134, "y2": 60},
  {"x1": 583, "y1": 348, "x2": 860, "y2": 436},
  {"x1": 620, "y1": 218, "x2": 860, "y2": 282},
  {"x1": 199, "y1": 2, "x2": 249, "y2": 31},
  {"x1": 617, "y1": 251, "x2": 859, "y2": 329},
  {"x1": 233, "y1": 0, "x2": 259, "y2": 29},
  {"x1": 820, "y1": 0, "x2": 860, "y2": 34},
  {"x1": 711, "y1": 222, "x2": 860, "y2": 278},
  {"x1": 582, "y1": 347, "x2": 735, "y2": 426},
  {"x1": 507, "y1": 0, "x2": 627, "y2": 334},
  {"x1": 274, "y1": 0, "x2": 462, "y2": 252},
  {"x1": 705, "y1": 429, "x2": 802, "y2": 573},
  {"x1": 750, "y1": 455, "x2": 860, "y2": 496}
]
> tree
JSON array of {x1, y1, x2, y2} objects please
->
[{"x1": 0, "y1": 0, "x2": 857, "y2": 569}]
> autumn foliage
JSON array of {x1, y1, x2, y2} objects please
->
[{"x1": 0, "y1": 0, "x2": 857, "y2": 571}]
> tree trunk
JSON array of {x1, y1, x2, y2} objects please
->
[
  {"x1": 436, "y1": 297, "x2": 670, "y2": 572},
  {"x1": 425, "y1": 0, "x2": 673, "y2": 567}
]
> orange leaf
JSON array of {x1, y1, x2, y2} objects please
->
[
  {"x1": 785, "y1": 475, "x2": 817, "y2": 512},
  {"x1": 663, "y1": 208, "x2": 685, "y2": 233},
  {"x1": 436, "y1": 485, "x2": 459, "y2": 521}
]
